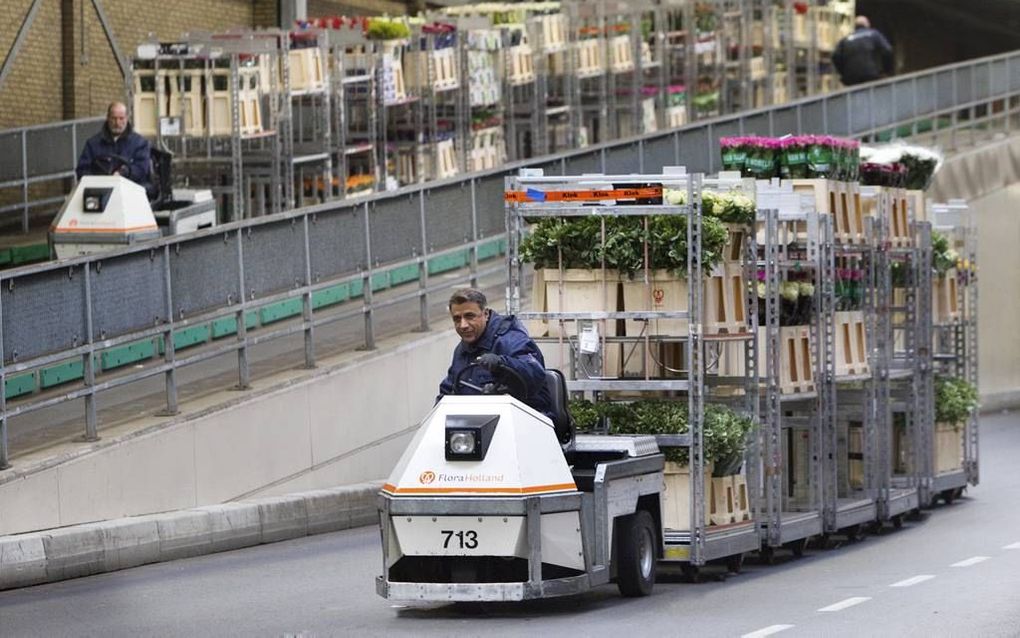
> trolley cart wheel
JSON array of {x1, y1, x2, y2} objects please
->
[
  {"x1": 786, "y1": 538, "x2": 808, "y2": 557},
  {"x1": 725, "y1": 552, "x2": 744, "y2": 574},
  {"x1": 907, "y1": 507, "x2": 923, "y2": 521},
  {"x1": 952, "y1": 486, "x2": 965, "y2": 500},
  {"x1": 758, "y1": 545, "x2": 776, "y2": 565},
  {"x1": 811, "y1": 533, "x2": 831, "y2": 550},
  {"x1": 616, "y1": 510, "x2": 656, "y2": 597},
  {"x1": 681, "y1": 563, "x2": 701, "y2": 583},
  {"x1": 867, "y1": 521, "x2": 884, "y2": 535},
  {"x1": 942, "y1": 489, "x2": 956, "y2": 505},
  {"x1": 844, "y1": 524, "x2": 862, "y2": 542},
  {"x1": 892, "y1": 514, "x2": 904, "y2": 529}
]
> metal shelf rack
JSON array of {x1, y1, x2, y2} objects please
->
[
  {"x1": 505, "y1": 168, "x2": 761, "y2": 569},
  {"x1": 928, "y1": 200, "x2": 979, "y2": 502}
]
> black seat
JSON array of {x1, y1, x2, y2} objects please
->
[{"x1": 544, "y1": 369, "x2": 575, "y2": 447}]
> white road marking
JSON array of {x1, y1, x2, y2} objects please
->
[
  {"x1": 741, "y1": 625, "x2": 795, "y2": 638},
  {"x1": 817, "y1": 597, "x2": 871, "y2": 612},
  {"x1": 890, "y1": 574, "x2": 935, "y2": 587},
  {"x1": 951, "y1": 556, "x2": 990, "y2": 567},
  {"x1": 1004, "y1": 542, "x2": 1020, "y2": 550}
]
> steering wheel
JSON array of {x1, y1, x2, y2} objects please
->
[
  {"x1": 93, "y1": 154, "x2": 132, "y2": 176},
  {"x1": 452, "y1": 361, "x2": 529, "y2": 402}
]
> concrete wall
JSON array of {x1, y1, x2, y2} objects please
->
[
  {"x1": 0, "y1": 329, "x2": 457, "y2": 537},
  {"x1": 968, "y1": 183, "x2": 1020, "y2": 410}
]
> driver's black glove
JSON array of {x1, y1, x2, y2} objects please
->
[{"x1": 476, "y1": 353, "x2": 504, "y2": 373}]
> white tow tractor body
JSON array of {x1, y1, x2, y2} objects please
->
[{"x1": 377, "y1": 387, "x2": 666, "y2": 602}]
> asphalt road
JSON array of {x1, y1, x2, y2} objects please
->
[{"x1": 2, "y1": 412, "x2": 1017, "y2": 637}]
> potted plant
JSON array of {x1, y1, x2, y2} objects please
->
[{"x1": 934, "y1": 376, "x2": 978, "y2": 473}]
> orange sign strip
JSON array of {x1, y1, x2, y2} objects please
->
[
  {"x1": 504, "y1": 186, "x2": 662, "y2": 203},
  {"x1": 381, "y1": 482, "x2": 576, "y2": 495},
  {"x1": 54, "y1": 224, "x2": 159, "y2": 233}
]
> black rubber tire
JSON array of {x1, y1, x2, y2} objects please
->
[
  {"x1": 759, "y1": 545, "x2": 776, "y2": 565},
  {"x1": 789, "y1": 538, "x2": 808, "y2": 557},
  {"x1": 845, "y1": 524, "x2": 862, "y2": 542},
  {"x1": 616, "y1": 510, "x2": 657, "y2": 597},
  {"x1": 681, "y1": 563, "x2": 701, "y2": 583},
  {"x1": 942, "y1": 489, "x2": 956, "y2": 505},
  {"x1": 726, "y1": 552, "x2": 745, "y2": 574},
  {"x1": 892, "y1": 514, "x2": 904, "y2": 529}
]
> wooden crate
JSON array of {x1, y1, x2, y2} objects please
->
[
  {"x1": 288, "y1": 47, "x2": 325, "y2": 92},
  {"x1": 576, "y1": 39, "x2": 603, "y2": 76},
  {"x1": 935, "y1": 422, "x2": 965, "y2": 473},
  {"x1": 541, "y1": 13, "x2": 567, "y2": 51},
  {"x1": 834, "y1": 311, "x2": 869, "y2": 377},
  {"x1": 906, "y1": 189, "x2": 927, "y2": 223},
  {"x1": 790, "y1": 179, "x2": 862, "y2": 244},
  {"x1": 662, "y1": 462, "x2": 712, "y2": 532},
  {"x1": 861, "y1": 186, "x2": 911, "y2": 247},
  {"x1": 131, "y1": 69, "x2": 165, "y2": 138},
  {"x1": 933, "y1": 269, "x2": 960, "y2": 323},
  {"x1": 609, "y1": 35, "x2": 634, "y2": 73},
  {"x1": 208, "y1": 68, "x2": 233, "y2": 135},
  {"x1": 718, "y1": 325, "x2": 815, "y2": 394},
  {"x1": 773, "y1": 71, "x2": 789, "y2": 105},
  {"x1": 704, "y1": 264, "x2": 748, "y2": 334},
  {"x1": 508, "y1": 44, "x2": 535, "y2": 84},
  {"x1": 405, "y1": 48, "x2": 459, "y2": 91},
  {"x1": 621, "y1": 269, "x2": 690, "y2": 338},
  {"x1": 848, "y1": 424, "x2": 864, "y2": 489},
  {"x1": 544, "y1": 268, "x2": 622, "y2": 376},
  {"x1": 168, "y1": 69, "x2": 204, "y2": 136},
  {"x1": 710, "y1": 476, "x2": 737, "y2": 525},
  {"x1": 749, "y1": 56, "x2": 766, "y2": 80},
  {"x1": 239, "y1": 68, "x2": 263, "y2": 136},
  {"x1": 525, "y1": 268, "x2": 548, "y2": 338}
]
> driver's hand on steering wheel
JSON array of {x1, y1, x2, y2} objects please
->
[{"x1": 476, "y1": 353, "x2": 503, "y2": 373}]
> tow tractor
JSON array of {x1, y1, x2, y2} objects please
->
[
  {"x1": 376, "y1": 363, "x2": 667, "y2": 601},
  {"x1": 50, "y1": 148, "x2": 216, "y2": 259}
]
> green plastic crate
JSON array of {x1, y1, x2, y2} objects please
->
[
  {"x1": 211, "y1": 316, "x2": 238, "y2": 339},
  {"x1": 40, "y1": 360, "x2": 84, "y2": 388},
  {"x1": 10, "y1": 243, "x2": 51, "y2": 266},
  {"x1": 349, "y1": 278, "x2": 364, "y2": 298},
  {"x1": 5, "y1": 372, "x2": 36, "y2": 400},
  {"x1": 259, "y1": 298, "x2": 304, "y2": 325},
  {"x1": 156, "y1": 325, "x2": 212, "y2": 354},
  {"x1": 428, "y1": 251, "x2": 468, "y2": 276},
  {"x1": 388, "y1": 263, "x2": 420, "y2": 286},
  {"x1": 476, "y1": 238, "x2": 503, "y2": 261},
  {"x1": 100, "y1": 339, "x2": 156, "y2": 370},
  {"x1": 370, "y1": 271, "x2": 390, "y2": 292},
  {"x1": 312, "y1": 283, "x2": 349, "y2": 310}
]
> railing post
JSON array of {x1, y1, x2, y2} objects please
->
[
  {"x1": 160, "y1": 245, "x2": 179, "y2": 414},
  {"x1": 20, "y1": 130, "x2": 28, "y2": 234},
  {"x1": 0, "y1": 279, "x2": 8, "y2": 469},
  {"x1": 81, "y1": 263, "x2": 99, "y2": 440},
  {"x1": 235, "y1": 229, "x2": 251, "y2": 389},
  {"x1": 469, "y1": 177, "x2": 479, "y2": 289},
  {"x1": 302, "y1": 215, "x2": 316, "y2": 368},
  {"x1": 417, "y1": 188, "x2": 430, "y2": 332},
  {"x1": 362, "y1": 201, "x2": 376, "y2": 350}
]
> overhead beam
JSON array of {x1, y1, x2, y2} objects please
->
[
  {"x1": 0, "y1": 0, "x2": 44, "y2": 92},
  {"x1": 89, "y1": 0, "x2": 128, "y2": 80}
]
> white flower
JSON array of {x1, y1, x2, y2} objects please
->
[
  {"x1": 733, "y1": 194, "x2": 754, "y2": 211},
  {"x1": 797, "y1": 281, "x2": 815, "y2": 297},
  {"x1": 756, "y1": 282, "x2": 767, "y2": 298},
  {"x1": 781, "y1": 282, "x2": 800, "y2": 302},
  {"x1": 664, "y1": 188, "x2": 686, "y2": 205}
]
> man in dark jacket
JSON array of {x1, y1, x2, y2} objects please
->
[
  {"x1": 76, "y1": 101, "x2": 152, "y2": 193},
  {"x1": 438, "y1": 288, "x2": 553, "y2": 419},
  {"x1": 832, "y1": 16, "x2": 893, "y2": 86}
]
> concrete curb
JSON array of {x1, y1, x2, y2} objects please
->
[{"x1": 0, "y1": 481, "x2": 382, "y2": 591}]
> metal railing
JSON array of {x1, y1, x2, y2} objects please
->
[{"x1": 1, "y1": 50, "x2": 1019, "y2": 468}]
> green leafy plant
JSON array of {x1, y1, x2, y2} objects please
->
[
  {"x1": 935, "y1": 376, "x2": 978, "y2": 428},
  {"x1": 366, "y1": 18, "x2": 410, "y2": 41},
  {"x1": 568, "y1": 398, "x2": 754, "y2": 472},
  {"x1": 931, "y1": 230, "x2": 958, "y2": 275}
]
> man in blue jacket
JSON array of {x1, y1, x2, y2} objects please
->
[
  {"x1": 76, "y1": 102, "x2": 153, "y2": 194},
  {"x1": 438, "y1": 288, "x2": 553, "y2": 419},
  {"x1": 832, "y1": 16, "x2": 893, "y2": 87}
]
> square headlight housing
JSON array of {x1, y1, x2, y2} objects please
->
[{"x1": 445, "y1": 414, "x2": 499, "y2": 461}]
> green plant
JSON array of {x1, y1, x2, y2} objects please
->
[
  {"x1": 366, "y1": 18, "x2": 410, "y2": 41},
  {"x1": 931, "y1": 230, "x2": 958, "y2": 275},
  {"x1": 935, "y1": 376, "x2": 978, "y2": 428},
  {"x1": 569, "y1": 399, "x2": 754, "y2": 470}
]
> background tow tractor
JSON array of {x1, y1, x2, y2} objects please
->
[{"x1": 376, "y1": 366, "x2": 667, "y2": 602}]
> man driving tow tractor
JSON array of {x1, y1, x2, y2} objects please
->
[
  {"x1": 75, "y1": 101, "x2": 153, "y2": 194},
  {"x1": 438, "y1": 288, "x2": 553, "y2": 419}
]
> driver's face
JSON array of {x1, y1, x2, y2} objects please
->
[
  {"x1": 107, "y1": 105, "x2": 128, "y2": 136},
  {"x1": 450, "y1": 301, "x2": 488, "y2": 345}
]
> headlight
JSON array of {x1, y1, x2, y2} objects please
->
[
  {"x1": 444, "y1": 414, "x2": 499, "y2": 461},
  {"x1": 448, "y1": 431, "x2": 477, "y2": 455}
]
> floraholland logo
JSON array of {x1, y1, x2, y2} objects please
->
[{"x1": 419, "y1": 470, "x2": 436, "y2": 484}]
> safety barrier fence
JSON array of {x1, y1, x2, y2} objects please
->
[{"x1": 1, "y1": 50, "x2": 1019, "y2": 468}]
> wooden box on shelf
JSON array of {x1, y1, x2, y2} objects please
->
[
  {"x1": 834, "y1": 310, "x2": 869, "y2": 377},
  {"x1": 935, "y1": 421, "x2": 965, "y2": 473},
  {"x1": 662, "y1": 462, "x2": 712, "y2": 532}
]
